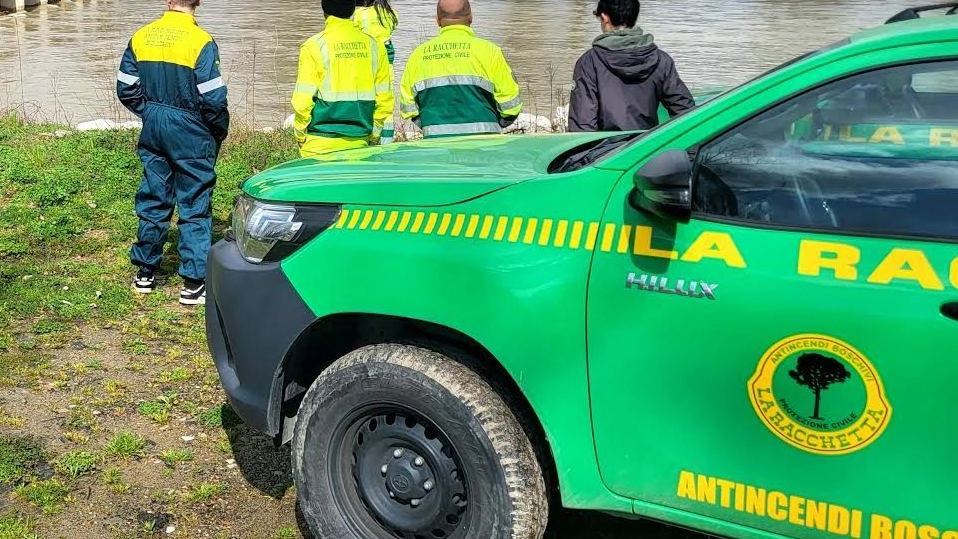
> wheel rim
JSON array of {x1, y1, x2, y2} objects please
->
[{"x1": 342, "y1": 409, "x2": 468, "y2": 538}]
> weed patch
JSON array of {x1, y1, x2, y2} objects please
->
[
  {"x1": 183, "y1": 482, "x2": 227, "y2": 503},
  {"x1": 103, "y1": 432, "x2": 145, "y2": 460},
  {"x1": 100, "y1": 467, "x2": 132, "y2": 494},
  {"x1": 0, "y1": 516, "x2": 41, "y2": 539},
  {"x1": 273, "y1": 527, "x2": 298, "y2": 539},
  {"x1": 0, "y1": 435, "x2": 46, "y2": 486},
  {"x1": 158, "y1": 449, "x2": 193, "y2": 468},
  {"x1": 53, "y1": 450, "x2": 98, "y2": 478},
  {"x1": 14, "y1": 478, "x2": 70, "y2": 515},
  {"x1": 196, "y1": 405, "x2": 225, "y2": 429}
]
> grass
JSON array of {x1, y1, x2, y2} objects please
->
[
  {"x1": 101, "y1": 467, "x2": 133, "y2": 494},
  {"x1": 0, "y1": 435, "x2": 46, "y2": 486},
  {"x1": 0, "y1": 115, "x2": 297, "y2": 359},
  {"x1": 53, "y1": 450, "x2": 98, "y2": 478},
  {"x1": 0, "y1": 516, "x2": 41, "y2": 539},
  {"x1": 158, "y1": 448, "x2": 193, "y2": 468},
  {"x1": 183, "y1": 482, "x2": 228, "y2": 503},
  {"x1": 196, "y1": 405, "x2": 225, "y2": 429},
  {"x1": 273, "y1": 527, "x2": 298, "y2": 539},
  {"x1": 14, "y1": 479, "x2": 70, "y2": 515},
  {"x1": 103, "y1": 431, "x2": 146, "y2": 460},
  {"x1": 0, "y1": 116, "x2": 302, "y2": 536}
]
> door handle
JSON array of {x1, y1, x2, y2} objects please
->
[{"x1": 940, "y1": 302, "x2": 958, "y2": 321}]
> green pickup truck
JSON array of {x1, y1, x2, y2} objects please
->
[{"x1": 207, "y1": 5, "x2": 958, "y2": 539}]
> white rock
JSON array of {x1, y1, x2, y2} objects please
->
[
  {"x1": 503, "y1": 113, "x2": 553, "y2": 134},
  {"x1": 282, "y1": 114, "x2": 295, "y2": 130},
  {"x1": 75, "y1": 119, "x2": 117, "y2": 131},
  {"x1": 75, "y1": 119, "x2": 141, "y2": 131},
  {"x1": 165, "y1": 526, "x2": 176, "y2": 534},
  {"x1": 225, "y1": 458, "x2": 237, "y2": 469},
  {"x1": 181, "y1": 435, "x2": 195, "y2": 442}
]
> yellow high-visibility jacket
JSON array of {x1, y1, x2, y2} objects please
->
[
  {"x1": 353, "y1": 6, "x2": 398, "y2": 65},
  {"x1": 291, "y1": 16, "x2": 395, "y2": 157},
  {"x1": 400, "y1": 25, "x2": 522, "y2": 138}
]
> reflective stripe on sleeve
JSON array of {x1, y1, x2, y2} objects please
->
[
  {"x1": 498, "y1": 95, "x2": 523, "y2": 112},
  {"x1": 400, "y1": 102, "x2": 419, "y2": 114},
  {"x1": 117, "y1": 71, "x2": 139, "y2": 85},
  {"x1": 412, "y1": 75, "x2": 495, "y2": 95},
  {"x1": 294, "y1": 83, "x2": 318, "y2": 96},
  {"x1": 197, "y1": 76, "x2": 225, "y2": 94},
  {"x1": 423, "y1": 122, "x2": 501, "y2": 137}
]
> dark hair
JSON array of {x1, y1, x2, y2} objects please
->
[
  {"x1": 322, "y1": 0, "x2": 355, "y2": 19},
  {"x1": 358, "y1": 0, "x2": 399, "y2": 28},
  {"x1": 170, "y1": 0, "x2": 200, "y2": 8},
  {"x1": 595, "y1": 0, "x2": 640, "y2": 27}
]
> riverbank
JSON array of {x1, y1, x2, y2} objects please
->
[{"x1": 0, "y1": 116, "x2": 304, "y2": 539}]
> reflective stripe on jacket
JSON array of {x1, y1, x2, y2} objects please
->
[
  {"x1": 353, "y1": 6, "x2": 398, "y2": 64},
  {"x1": 116, "y1": 10, "x2": 229, "y2": 141},
  {"x1": 291, "y1": 16, "x2": 395, "y2": 147},
  {"x1": 400, "y1": 25, "x2": 522, "y2": 138}
]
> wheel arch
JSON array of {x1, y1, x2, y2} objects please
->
[{"x1": 273, "y1": 313, "x2": 561, "y2": 502}]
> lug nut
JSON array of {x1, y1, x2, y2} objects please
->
[
  {"x1": 410, "y1": 499, "x2": 421, "y2": 507},
  {"x1": 381, "y1": 465, "x2": 388, "y2": 475},
  {"x1": 393, "y1": 449, "x2": 404, "y2": 458},
  {"x1": 423, "y1": 480, "x2": 434, "y2": 492},
  {"x1": 414, "y1": 457, "x2": 424, "y2": 467}
]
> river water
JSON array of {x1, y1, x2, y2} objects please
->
[{"x1": 0, "y1": 0, "x2": 923, "y2": 128}]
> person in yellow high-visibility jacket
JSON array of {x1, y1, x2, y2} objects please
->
[
  {"x1": 292, "y1": 0, "x2": 395, "y2": 157},
  {"x1": 353, "y1": 0, "x2": 399, "y2": 66},
  {"x1": 400, "y1": 0, "x2": 522, "y2": 139}
]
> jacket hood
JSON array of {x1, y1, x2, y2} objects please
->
[{"x1": 592, "y1": 28, "x2": 660, "y2": 81}]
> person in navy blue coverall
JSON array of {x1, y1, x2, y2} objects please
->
[{"x1": 117, "y1": 0, "x2": 229, "y2": 306}]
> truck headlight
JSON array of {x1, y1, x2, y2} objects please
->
[{"x1": 231, "y1": 195, "x2": 340, "y2": 263}]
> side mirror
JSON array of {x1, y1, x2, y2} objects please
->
[{"x1": 629, "y1": 149, "x2": 692, "y2": 222}]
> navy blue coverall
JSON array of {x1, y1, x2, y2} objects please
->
[{"x1": 116, "y1": 10, "x2": 229, "y2": 282}]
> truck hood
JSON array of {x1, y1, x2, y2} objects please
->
[{"x1": 243, "y1": 132, "x2": 616, "y2": 206}]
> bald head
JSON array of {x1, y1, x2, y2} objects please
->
[{"x1": 437, "y1": 0, "x2": 473, "y2": 27}]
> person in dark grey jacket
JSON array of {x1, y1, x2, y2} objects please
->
[{"x1": 568, "y1": 0, "x2": 694, "y2": 132}]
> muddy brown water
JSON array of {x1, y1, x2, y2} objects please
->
[{"x1": 0, "y1": 0, "x2": 923, "y2": 128}]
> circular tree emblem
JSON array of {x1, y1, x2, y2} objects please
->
[{"x1": 747, "y1": 334, "x2": 892, "y2": 456}]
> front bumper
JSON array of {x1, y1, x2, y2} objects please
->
[{"x1": 205, "y1": 239, "x2": 317, "y2": 436}]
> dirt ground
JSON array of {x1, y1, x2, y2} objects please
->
[{"x1": 0, "y1": 319, "x2": 711, "y2": 539}]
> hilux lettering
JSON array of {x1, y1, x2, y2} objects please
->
[{"x1": 626, "y1": 273, "x2": 719, "y2": 300}]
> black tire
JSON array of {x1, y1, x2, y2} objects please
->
[{"x1": 291, "y1": 343, "x2": 549, "y2": 539}]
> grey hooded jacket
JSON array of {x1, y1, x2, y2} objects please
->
[{"x1": 568, "y1": 28, "x2": 694, "y2": 132}]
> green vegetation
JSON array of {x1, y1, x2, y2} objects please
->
[
  {"x1": 0, "y1": 116, "x2": 302, "y2": 535},
  {"x1": 103, "y1": 431, "x2": 146, "y2": 460},
  {"x1": 273, "y1": 527, "x2": 298, "y2": 539},
  {"x1": 0, "y1": 516, "x2": 41, "y2": 539},
  {"x1": 184, "y1": 482, "x2": 227, "y2": 503},
  {"x1": 0, "y1": 435, "x2": 46, "y2": 485},
  {"x1": 158, "y1": 448, "x2": 193, "y2": 468},
  {"x1": 196, "y1": 405, "x2": 225, "y2": 429},
  {"x1": 53, "y1": 450, "x2": 98, "y2": 478},
  {"x1": 0, "y1": 115, "x2": 297, "y2": 358},
  {"x1": 14, "y1": 478, "x2": 70, "y2": 515}
]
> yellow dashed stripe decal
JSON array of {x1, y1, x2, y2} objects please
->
[{"x1": 333, "y1": 208, "x2": 652, "y2": 254}]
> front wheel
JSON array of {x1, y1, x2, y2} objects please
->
[{"x1": 291, "y1": 343, "x2": 549, "y2": 539}]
